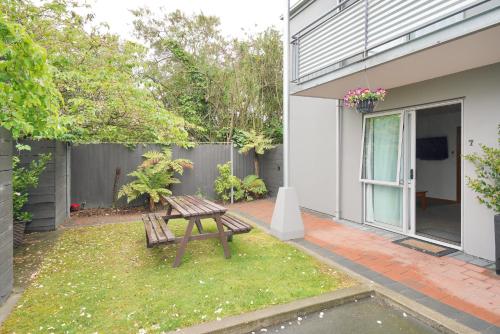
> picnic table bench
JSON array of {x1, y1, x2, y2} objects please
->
[{"x1": 142, "y1": 195, "x2": 252, "y2": 267}]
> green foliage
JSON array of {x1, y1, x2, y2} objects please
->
[
  {"x1": 2, "y1": 0, "x2": 190, "y2": 145},
  {"x1": 214, "y1": 162, "x2": 244, "y2": 203},
  {"x1": 214, "y1": 162, "x2": 267, "y2": 202},
  {"x1": 118, "y1": 148, "x2": 193, "y2": 210},
  {"x1": 140, "y1": 148, "x2": 193, "y2": 174},
  {"x1": 13, "y1": 145, "x2": 51, "y2": 222},
  {"x1": 1, "y1": 1, "x2": 282, "y2": 145},
  {"x1": 464, "y1": 129, "x2": 500, "y2": 213},
  {"x1": 238, "y1": 130, "x2": 276, "y2": 155},
  {"x1": 0, "y1": 16, "x2": 63, "y2": 139},
  {"x1": 241, "y1": 175, "x2": 267, "y2": 201},
  {"x1": 237, "y1": 130, "x2": 275, "y2": 177},
  {"x1": 133, "y1": 9, "x2": 283, "y2": 143}
]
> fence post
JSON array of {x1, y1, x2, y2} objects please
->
[{"x1": 230, "y1": 141, "x2": 234, "y2": 204}]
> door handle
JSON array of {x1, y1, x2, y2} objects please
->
[{"x1": 410, "y1": 169, "x2": 414, "y2": 180}]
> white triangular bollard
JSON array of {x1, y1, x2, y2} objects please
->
[{"x1": 270, "y1": 187, "x2": 304, "y2": 240}]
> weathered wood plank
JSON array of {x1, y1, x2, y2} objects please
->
[
  {"x1": 149, "y1": 215, "x2": 167, "y2": 242},
  {"x1": 177, "y1": 196, "x2": 207, "y2": 216},
  {"x1": 174, "y1": 197, "x2": 200, "y2": 215},
  {"x1": 165, "y1": 197, "x2": 191, "y2": 217},
  {"x1": 154, "y1": 214, "x2": 175, "y2": 241},
  {"x1": 142, "y1": 214, "x2": 158, "y2": 247},
  {"x1": 0, "y1": 142, "x2": 12, "y2": 156},
  {"x1": 215, "y1": 215, "x2": 231, "y2": 259},
  {"x1": 196, "y1": 197, "x2": 226, "y2": 213},
  {"x1": 225, "y1": 215, "x2": 250, "y2": 231},
  {"x1": 220, "y1": 215, "x2": 252, "y2": 234},
  {"x1": 184, "y1": 196, "x2": 215, "y2": 214},
  {"x1": 220, "y1": 218, "x2": 239, "y2": 231},
  {"x1": 0, "y1": 157, "x2": 11, "y2": 172},
  {"x1": 173, "y1": 218, "x2": 195, "y2": 267}
]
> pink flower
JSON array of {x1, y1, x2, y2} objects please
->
[{"x1": 343, "y1": 87, "x2": 387, "y2": 109}]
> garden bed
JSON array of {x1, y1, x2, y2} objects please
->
[{"x1": 2, "y1": 218, "x2": 355, "y2": 333}]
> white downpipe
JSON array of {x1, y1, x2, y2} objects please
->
[
  {"x1": 283, "y1": 0, "x2": 290, "y2": 188},
  {"x1": 270, "y1": 0, "x2": 304, "y2": 241},
  {"x1": 335, "y1": 102, "x2": 342, "y2": 219}
]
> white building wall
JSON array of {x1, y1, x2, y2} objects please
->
[
  {"x1": 289, "y1": 0, "x2": 499, "y2": 261},
  {"x1": 289, "y1": 96, "x2": 337, "y2": 216},
  {"x1": 339, "y1": 105, "x2": 363, "y2": 223},
  {"x1": 290, "y1": 63, "x2": 500, "y2": 260},
  {"x1": 376, "y1": 63, "x2": 500, "y2": 260}
]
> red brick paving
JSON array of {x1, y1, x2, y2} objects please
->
[{"x1": 230, "y1": 199, "x2": 500, "y2": 326}]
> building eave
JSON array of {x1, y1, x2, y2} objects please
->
[{"x1": 290, "y1": 0, "x2": 316, "y2": 18}]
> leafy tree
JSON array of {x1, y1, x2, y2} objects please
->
[
  {"x1": 133, "y1": 9, "x2": 283, "y2": 143},
  {"x1": 465, "y1": 128, "x2": 500, "y2": 213},
  {"x1": 0, "y1": 15, "x2": 63, "y2": 139},
  {"x1": 2, "y1": 0, "x2": 190, "y2": 145},
  {"x1": 238, "y1": 130, "x2": 276, "y2": 177},
  {"x1": 118, "y1": 148, "x2": 193, "y2": 210}
]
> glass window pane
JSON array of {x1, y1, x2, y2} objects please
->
[
  {"x1": 362, "y1": 114, "x2": 401, "y2": 182},
  {"x1": 366, "y1": 184, "x2": 403, "y2": 228}
]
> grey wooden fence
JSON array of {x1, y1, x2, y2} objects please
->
[
  {"x1": 0, "y1": 128, "x2": 13, "y2": 304},
  {"x1": 19, "y1": 140, "x2": 70, "y2": 232},
  {"x1": 258, "y1": 145, "x2": 283, "y2": 196},
  {"x1": 71, "y1": 143, "x2": 256, "y2": 208}
]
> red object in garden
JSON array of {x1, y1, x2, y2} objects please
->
[{"x1": 70, "y1": 203, "x2": 81, "y2": 212}]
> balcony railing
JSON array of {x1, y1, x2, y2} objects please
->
[{"x1": 291, "y1": 0, "x2": 496, "y2": 83}]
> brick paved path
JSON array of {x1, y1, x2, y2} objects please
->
[{"x1": 230, "y1": 199, "x2": 500, "y2": 327}]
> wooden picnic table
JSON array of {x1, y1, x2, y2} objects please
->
[{"x1": 162, "y1": 195, "x2": 231, "y2": 267}]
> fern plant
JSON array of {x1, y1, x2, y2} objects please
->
[
  {"x1": 241, "y1": 175, "x2": 267, "y2": 201},
  {"x1": 464, "y1": 128, "x2": 500, "y2": 213},
  {"x1": 118, "y1": 148, "x2": 193, "y2": 211},
  {"x1": 214, "y1": 162, "x2": 267, "y2": 203},
  {"x1": 238, "y1": 130, "x2": 275, "y2": 177}
]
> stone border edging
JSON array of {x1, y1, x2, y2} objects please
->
[
  {"x1": 166, "y1": 286, "x2": 372, "y2": 334},
  {"x1": 292, "y1": 241, "x2": 480, "y2": 334},
  {"x1": 228, "y1": 209, "x2": 483, "y2": 334}
]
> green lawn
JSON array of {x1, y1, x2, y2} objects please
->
[{"x1": 2, "y1": 218, "x2": 354, "y2": 333}]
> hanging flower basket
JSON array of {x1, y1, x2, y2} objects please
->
[
  {"x1": 343, "y1": 88, "x2": 387, "y2": 114},
  {"x1": 356, "y1": 99, "x2": 377, "y2": 113}
]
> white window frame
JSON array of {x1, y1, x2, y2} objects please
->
[{"x1": 359, "y1": 110, "x2": 405, "y2": 187}]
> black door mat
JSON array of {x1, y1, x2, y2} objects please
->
[{"x1": 393, "y1": 237, "x2": 458, "y2": 257}]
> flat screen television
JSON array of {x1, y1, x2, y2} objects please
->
[{"x1": 416, "y1": 136, "x2": 448, "y2": 160}]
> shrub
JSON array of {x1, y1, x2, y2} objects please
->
[
  {"x1": 464, "y1": 128, "x2": 500, "y2": 213},
  {"x1": 13, "y1": 145, "x2": 51, "y2": 222},
  {"x1": 214, "y1": 162, "x2": 267, "y2": 202},
  {"x1": 241, "y1": 175, "x2": 267, "y2": 201},
  {"x1": 118, "y1": 148, "x2": 193, "y2": 211},
  {"x1": 214, "y1": 162, "x2": 243, "y2": 203}
]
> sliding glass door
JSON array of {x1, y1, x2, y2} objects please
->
[{"x1": 361, "y1": 111, "x2": 405, "y2": 230}]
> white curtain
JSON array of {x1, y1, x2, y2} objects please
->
[{"x1": 363, "y1": 114, "x2": 403, "y2": 227}]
